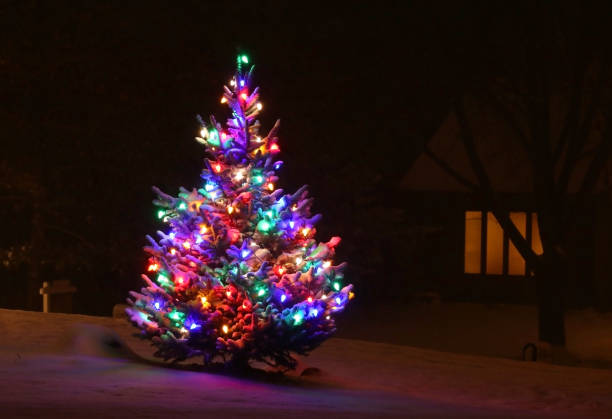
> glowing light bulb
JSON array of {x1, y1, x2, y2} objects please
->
[
  {"x1": 323, "y1": 261, "x2": 332, "y2": 269},
  {"x1": 178, "y1": 202, "x2": 187, "y2": 210},
  {"x1": 326, "y1": 315, "x2": 331, "y2": 320},
  {"x1": 349, "y1": 291, "x2": 355, "y2": 300},
  {"x1": 240, "y1": 92, "x2": 248, "y2": 101},
  {"x1": 154, "y1": 302, "x2": 161, "y2": 310},
  {"x1": 295, "y1": 257, "x2": 302, "y2": 265},
  {"x1": 301, "y1": 227, "x2": 310, "y2": 237},
  {"x1": 254, "y1": 175, "x2": 263, "y2": 184},
  {"x1": 169, "y1": 232, "x2": 175, "y2": 239},
  {"x1": 256, "y1": 102, "x2": 262, "y2": 110},
  {"x1": 201, "y1": 296, "x2": 207, "y2": 304},
  {"x1": 293, "y1": 312, "x2": 303, "y2": 325},
  {"x1": 226, "y1": 291, "x2": 232, "y2": 298},
  {"x1": 214, "y1": 163, "x2": 222, "y2": 173},
  {"x1": 157, "y1": 210, "x2": 165, "y2": 219},
  {"x1": 310, "y1": 309, "x2": 318, "y2": 317},
  {"x1": 307, "y1": 296, "x2": 313, "y2": 303},
  {"x1": 190, "y1": 323, "x2": 199, "y2": 330},
  {"x1": 227, "y1": 205, "x2": 234, "y2": 214},
  {"x1": 255, "y1": 136, "x2": 262, "y2": 143},
  {"x1": 278, "y1": 266, "x2": 285, "y2": 275},
  {"x1": 221, "y1": 132, "x2": 227, "y2": 140},
  {"x1": 222, "y1": 325, "x2": 229, "y2": 333},
  {"x1": 241, "y1": 249, "x2": 250, "y2": 259},
  {"x1": 200, "y1": 127, "x2": 208, "y2": 137},
  {"x1": 267, "y1": 182, "x2": 274, "y2": 191},
  {"x1": 336, "y1": 297, "x2": 342, "y2": 305},
  {"x1": 230, "y1": 79, "x2": 236, "y2": 87},
  {"x1": 176, "y1": 276, "x2": 184, "y2": 284},
  {"x1": 183, "y1": 241, "x2": 191, "y2": 249},
  {"x1": 209, "y1": 191, "x2": 217, "y2": 199},
  {"x1": 234, "y1": 170, "x2": 245, "y2": 181},
  {"x1": 269, "y1": 143, "x2": 280, "y2": 153},
  {"x1": 204, "y1": 182, "x2": 215, "y2": 191},
  {"x1": 257, "y1": 220, "x2": 271, "y2": 232},
  {"x1": 280, "y1": 294, "x2": 287, "y2": 303},
  {"x1": 240, "y1": 54, "x2": 249, "y2": 64},
  {"x1": 291, "y1": 204, "x2": 298, "y2": 212},
  {"x1": 289, "y1": 221, "x2": 295, "y2": 229},
  {"x1": 147, "y1": 263, "x2": 159, "y2": 272},
  {"x1": 333, "y1": 282, "x2": 340, "y2": 291},
  {"x1": 170, "y1": 248, "x2": 176, "y2": 255},
  {"x1": 239, "y1": 79, "x2": 245, "y2": 87},
  {"x1": 257, "y1": 289, "x2": 265, "y2": 296},
  {"x1": 220, "y1": 96, "x2": 227, "y2": 104}
]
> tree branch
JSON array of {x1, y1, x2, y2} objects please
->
[
  {"x1": 423, "y1": 145, "x2": 479, "y2": 191},
  {"x1": 453, "y1": 98, "x2": 540, "y2": 271}
]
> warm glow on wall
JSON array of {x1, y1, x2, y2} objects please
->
[{"x1": 464, "y1": 211, "x2": 481, "y2": 274}]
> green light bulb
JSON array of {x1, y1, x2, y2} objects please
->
[
  {"x1": 257, "y1": 288, "x2": 265, "y2": 296},
  {"x1": 157, "y1": 210, "x2": 165, "y2": 219},
  {"x1": 257, "y1": 220, "x2": 271, "y2": 232},
  {"x1": 333, "y1": 282, "x2": 340, "y2": 291},
  {"x1": 293, "y1": 311, "x2": 303, "y2": 325},
  {"x1": 178, "y1": 202, "x2": 187, "y2": 210},
  {"x1": 241, "y1": 55, "x2": 249, "y2": 64}
]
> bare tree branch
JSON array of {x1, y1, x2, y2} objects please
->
[
  {"x1": 423, "y1": 145, "x2": 479, "y2": 191},
  {"x1": 453, "y1": 98, "x2": 540, "y2": 271},
  {"x1": 482, "y1": 88, "x2": 531, "y2": 152}
]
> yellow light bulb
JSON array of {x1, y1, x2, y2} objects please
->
[
  {"x1": 323, "y1": 261, "x2": 331, "y2": 269},
  {"x1": 220, "y1": 96, "x2": 227, "y2": 104},
  {"x1": 227, "y1": 205, "x2": 234, "y2": 214},
  {"x1": 222, "y1": 325, "x2": 229, "y2": 333},
  {"x1": 267, "y1": 182, "x2": 274, "y2": 191},
  {"x1": 256, "y1": 103, "x2": 262, "y2": 110},
  {"x1": 302, "y1": 227, "x2": 310, "y2": 237},
  {"x1": 183, "y1": 241, "x2": 191, "y2": 249},
  {"x1": 200, "y1": 128, "x2": 207, "y2": 137},
  {"x1": 199, "y1": 224, "x2": 207, "y2": 234}
]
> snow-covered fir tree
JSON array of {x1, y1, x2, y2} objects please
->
[{"x1": 127, "y1": 55, "x2": 353, "y2": 370}]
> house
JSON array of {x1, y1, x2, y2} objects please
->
[{"x1": 401, "y1": 101, "x2": 612, "y2": 308}]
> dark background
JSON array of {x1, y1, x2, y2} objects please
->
[{"x1": 1, "y1": 1, "x2": 606, "y2": 315}]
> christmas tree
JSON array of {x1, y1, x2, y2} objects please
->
[{"x1": 127, "y1": 55, "x2": 353, "y2": 370}]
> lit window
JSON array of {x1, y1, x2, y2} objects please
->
[{"x1": 464, "y1": 211, "x2": 541, "y2": 276}]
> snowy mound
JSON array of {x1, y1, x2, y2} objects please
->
[{"x1": 2, "y1": 308, "x2": 612, "y2": 418}]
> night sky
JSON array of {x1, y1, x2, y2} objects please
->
[{"x1": 2, "y1": 1, "x2": 610, "y2": 314}]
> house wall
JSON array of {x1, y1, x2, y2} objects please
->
[{"x1": 404, "y1": 191, "x2": 603, "y2": 307}]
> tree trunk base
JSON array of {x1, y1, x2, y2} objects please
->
[{"x1": 536, "y1": 341, "x2": 579, "y2": 366}]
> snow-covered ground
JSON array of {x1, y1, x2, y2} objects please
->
[{"x1": 1, "y1": 306, "x2": 612, "y2": 418}]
